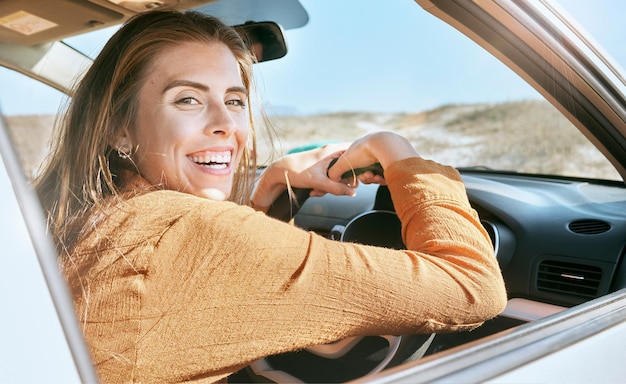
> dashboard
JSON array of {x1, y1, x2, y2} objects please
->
[
  {"x1": 293, "y1": 170, "x2": 626, "y2": 308},
  {"x1": 239, "y1": 170, "x2": 626, "y2": 381}
]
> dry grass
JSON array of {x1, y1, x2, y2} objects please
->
[
  {"x1": 5, "y1": 100, "x2": 620, "y2": 181},
  {"x1": 265, "y1": 100, "x2": 619, "y2": 180}
]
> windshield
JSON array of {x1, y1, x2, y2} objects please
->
[
  {"x1": 249, "y1": 0, "x2": 625, "y2": 180},
  {"x1": 0, "y1": 0, "x2": 624, "y2": 181}
]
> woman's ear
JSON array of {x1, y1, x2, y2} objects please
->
[{"x1": 112, "y1": 128, "x2": 134, "y2": 158}]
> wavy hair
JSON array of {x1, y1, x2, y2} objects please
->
[{"x1": 34, "y1": 10, "x2": 260, "y2": 252}]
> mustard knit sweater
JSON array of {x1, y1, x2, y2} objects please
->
[{"x1": 60, "y1": 157, "x2": 507, "y2": 383}]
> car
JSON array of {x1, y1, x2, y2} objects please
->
[{"x1": 1, "y1": 0, "x2": 625, "y2": 383}]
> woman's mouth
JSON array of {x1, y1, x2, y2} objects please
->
[{"x1": 188, "y1": 150, "x2": 232, "y2": 170}]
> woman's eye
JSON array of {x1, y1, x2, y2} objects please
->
[
  {"x1": 176, "y1": 97, "x2": 200, "y2": 105},
  {"x1": 226, "y1": 99, "x2": 246, "y2": 108}
]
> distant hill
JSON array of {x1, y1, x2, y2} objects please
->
[
  {"x1": 5, "y1": 100, "x2": 619, "y2": 180},
  {"x1": 265, "y1": 100, "x2": 617, "y2": 179}
]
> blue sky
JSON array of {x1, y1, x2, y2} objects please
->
[
  {"x1": 253, "y1": 0, "x2": 626, "y2": 115},
  {"x1": 1, "y1": 0, "x2": 625, "y2": 116},
  {"x1": 255, "y1": 0, "x2": 537, "y2": 114}
]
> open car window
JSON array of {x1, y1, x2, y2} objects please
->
[
  {"x1": 248, "y1": 0, "x2": 624, "y2": 181},
  {"x1": 2, "y1": 0, "x2": 622, "y2": 183}
]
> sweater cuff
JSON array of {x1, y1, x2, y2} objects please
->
[{"x1": 385, "y1": 157, "x2": 470, "y2": 217}]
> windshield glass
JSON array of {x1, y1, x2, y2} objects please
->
[
  {"x1": 1, "y1": 0, "x2": 624, "y2": 181},
  {"x1": 249, "y1": 0, "x2": 624, "y2": 180}
]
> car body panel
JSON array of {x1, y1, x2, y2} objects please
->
[
  {"x1": 357, "y1": 289, "x2": 626, "y2": 383},
  {"x1": 0, "y1": 115, "x2": 87, "y2": 383}
]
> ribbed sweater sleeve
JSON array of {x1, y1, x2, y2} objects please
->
[{"x1": 61, "y1": 157, "x2": 506, "y2": 383}]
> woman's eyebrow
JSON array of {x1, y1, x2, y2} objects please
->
[
  {"x1": 162, "y1": 80, "x2": 248, "y2": 96},
  {"x1": 163, "y1": 79, "x2": 208, "y2": 93},
  {"x1": 227, "y1": 86, "x2": 249, "y2": 96}
]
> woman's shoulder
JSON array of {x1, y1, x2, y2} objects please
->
[
  {"x1": 73, "y1": 190, "x2": 251, "y2": 256},
  {"x1": 123, "y1": 189, "x2": 259, "y2": 220},
  {"x1": 120, "y1": 189, "x2": 247, "y2": 218},
  {"x1": 128, "y1": 189, "x2": 208, "y2": 207}
]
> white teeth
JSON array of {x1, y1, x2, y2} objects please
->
[{"x1": 189, "y1": 151, "x2": 231, "y2": 167}]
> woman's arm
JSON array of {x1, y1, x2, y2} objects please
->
[
  {"x1": 138, "y1": 158, "x2": 506, "y2": 378},
  {"x1": 250, "y1": 142, "x2": 351, "y2": 211},
  {"x1": 66, "y1": 136, "x2": 507, "y2": 382},
  {"x1": 250, "y1": 132, "x2": 420, "y2": 211}
]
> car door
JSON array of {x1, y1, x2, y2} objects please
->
[{"x1": 0, "y1": 70, "x2": 95, "y2": 383}]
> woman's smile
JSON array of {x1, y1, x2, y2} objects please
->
[{"x1": 188, "y1": 149, "x2": 233, "y2": 173}]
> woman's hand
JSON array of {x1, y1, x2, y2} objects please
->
[
  {"x1": 250, "y1": 143, "x2": 354, "y2": 210},
  {"x1": 250, "y1": 132, "x2": 420, "y2": 211},
  {"x1": 326, "y1": 132, "x2": 419, "y2": 184}
]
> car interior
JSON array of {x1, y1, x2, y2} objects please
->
[{"x1": 1, "y1": 0, "x2": 626, "y2": 382}]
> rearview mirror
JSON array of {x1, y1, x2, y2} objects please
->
[{"x1": 234, "y1": 21, "x2": 287, "y2": 63}]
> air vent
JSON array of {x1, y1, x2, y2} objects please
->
[
  {"x1": 568, "y1": 219, "x2": 610, "y2": 235},
  {"x1": 537, "y1": 260, "x2": 602, "y2": 298}
]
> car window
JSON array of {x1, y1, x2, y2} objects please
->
[
  {"x1": 0, "y1": 67, "x2": 66, "y2": 178},
  {"x1": 250, "y1": 0, "x2": 623, "y2": 180},
  {"x1": 0, "y1": 0, "x2": 623, "y2": 182}
]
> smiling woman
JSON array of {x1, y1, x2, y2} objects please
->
[
  {"x1": 26, "y1": 7, "x2": 506, "y2": 384},
  {"x1": 114, "y1": 41, "x2": 251, "y2": 201},
  {"x1": 33, "y1": 11, "x2": 258, "y2": 247}
]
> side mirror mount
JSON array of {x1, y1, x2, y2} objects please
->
[{"x1": 234, "y1": 21, "x2": 287, "y2": 63}]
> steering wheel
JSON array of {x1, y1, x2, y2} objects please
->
[{"x1": 243, "y1": 189, "x2": 435, "y2": 383}]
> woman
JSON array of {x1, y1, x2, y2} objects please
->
[{"x1": 34, "y1": 9, "x2": 507, "y2": 384}]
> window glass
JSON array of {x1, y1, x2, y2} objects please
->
[
  {"x1": 0, "y1": 67, "x2": 65, "y2": 179},
  {"x1": 0, "y1": 0, "x2": 623, "y2": 181},
  {"x1": 250, "y1": 0, "x2": 623, "y2": 180}
]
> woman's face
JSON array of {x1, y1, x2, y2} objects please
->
[{"x1": 126, "y1": 41, "x2": 250, "y2": 200}]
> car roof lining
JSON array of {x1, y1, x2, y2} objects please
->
[
  {"x1": 0, "y1": 0, "x2": 212, "y2": 46},
  {"x1": 0, "y1": 0, "x2": 308, "y2": 47}
]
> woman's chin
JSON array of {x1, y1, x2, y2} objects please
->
[{"x1": 198, "y1": 187, "x2": 229, "y2": 201}]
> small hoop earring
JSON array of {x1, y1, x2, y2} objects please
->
[{"x1": 117, "y1": 145, "x2": 132, "y2": 159}]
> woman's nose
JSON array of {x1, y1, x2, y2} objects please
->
[{"x1": 204, "y1": 103, "x2": 237, "y2": 136}]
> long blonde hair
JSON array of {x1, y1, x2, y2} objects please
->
[{"x1": 34, "y1": 10, "x2": 259, "y2": 252}]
